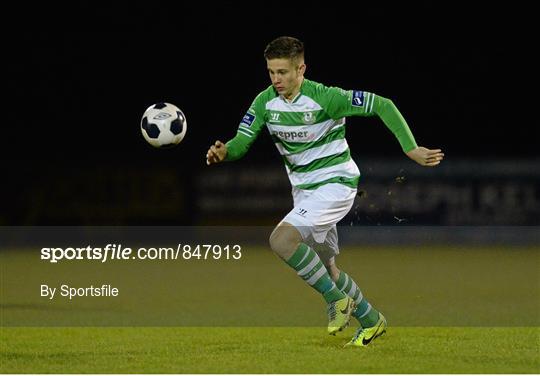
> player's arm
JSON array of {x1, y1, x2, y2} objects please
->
[
  {"x1": 370, "y1": 95, "x2": 444, "y2": 166},
  {"x1": 325, "y1": 87, "x2": 444, "y2": 167},
  {"x1": 206, "y1": 96, "x2": 266, "y2": 165}
]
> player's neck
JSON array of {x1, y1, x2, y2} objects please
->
[{"x1": 283, "y1": 77, "x2": 304, "y2": 102}]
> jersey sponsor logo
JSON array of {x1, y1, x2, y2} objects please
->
[
  {"x1": 352, "y1": 90, "x2": 364, "y2": 107},
  {"x1": 241, "y1": 112, "x2": 256, "y2": 127},
  {"x1": 303, "y1": 111, "x2": 315, "y2": 124},
  {"x1": 272, "y1": 130, "x2": 314, "y2": 141}
]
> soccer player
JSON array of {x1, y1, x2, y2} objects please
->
[{"x1": 206, "y1": 36, "x2": 444, "y2": 347}]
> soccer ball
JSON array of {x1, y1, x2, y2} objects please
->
[{"x1": 140, "y1": 102, "x2": 187, "y2": 148}]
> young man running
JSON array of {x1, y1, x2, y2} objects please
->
[{"x1": 206, "y1": 36, "x2": 444, "y2": 347}]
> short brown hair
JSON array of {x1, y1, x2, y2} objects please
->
[{"x1": 264, "y1": 36, "x2": 304, "y2": 62}]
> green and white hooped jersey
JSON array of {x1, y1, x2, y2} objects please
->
[{"x1": 227, "y1": 79, "x2": 416, "y2": 190}]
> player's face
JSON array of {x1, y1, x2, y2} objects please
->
[{"x1": 267, "y1": 58, "x2": 305, "y2": 99}]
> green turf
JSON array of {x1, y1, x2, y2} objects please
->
[{"x1": 1, "y1": 327, "x2": 539, "y2": 373}]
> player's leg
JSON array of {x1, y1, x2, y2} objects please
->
[
  {"x1": 319, "y1": 233, "x2": 380, "y2": 327},
  {"x1": 269, "y1": 222, "x2": 347, "y2": 305},
  {"x1": 269, "y1": 222, "x2": 354, "y2": 334},
  {"x1": 270, "y1": 184, "x2": 358, "y2": 334},
  {"x1": 324, "y1": 257, "x2": 382, "y2": 328},
  {"x1": 316, "y1": 227, "x2": 387, "y2": 346}
]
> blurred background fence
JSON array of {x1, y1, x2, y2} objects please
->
[{"x1": 4, "y1": 159, "x2": 538, "y2": 237}]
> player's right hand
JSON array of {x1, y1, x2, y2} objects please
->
[{"x1": 206, "y1": 140, "x2": 228, "y2": 165}]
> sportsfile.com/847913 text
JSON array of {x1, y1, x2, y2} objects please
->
[{"x1": 40, "y1": 244, "x2": 242, "y2": 263}]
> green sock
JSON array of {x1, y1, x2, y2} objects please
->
[
  {"x1": 335, "y1": 270, "x2": 380, "y2": 327},
  {"x1": 286, "y1": 243, "x2": 345, "y2": 304}
]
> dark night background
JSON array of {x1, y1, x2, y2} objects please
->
[{"x1": 2, "y1": 2, "x2": 536, "y2": 226}]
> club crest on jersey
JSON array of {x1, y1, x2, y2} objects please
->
[
  {"x1": 241, "y1": 112, "x2": 255, "y2": 127},
  {"x1": 303, "y1": 111, "x2": 315, "y2": 124},
  {"x1": 352, "y1": 90, "x2": 364, "y2": 107}
]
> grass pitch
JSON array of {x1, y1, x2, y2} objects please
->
[{"x1": 1, "y1": 327, "x2": 539, "y2": 373}]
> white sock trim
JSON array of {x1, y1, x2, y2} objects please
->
[
  {"x1": 306, "y1": 267, "x2": 328, "y2": 286},
  {"x1": 297, "y1": 256, "x2": 320, "y2": 277}
]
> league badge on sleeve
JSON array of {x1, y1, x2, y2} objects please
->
[
  {"x1": 352, "y1": 90, "x2": 364, "y2": 107},
  {"x1": 240, "y1": 112, "x2": 256, "y2": 127}
]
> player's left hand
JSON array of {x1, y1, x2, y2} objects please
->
[{"x1": 406, "y1": 147, "x2": 445, "y2": 167}]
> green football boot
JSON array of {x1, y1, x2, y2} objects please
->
[
  {"x1": 327, "y1": 296, "x2": 355, "y2": 335},
  {"x1": 345, "y1": 312, "x2": 387, "y2": 347}
]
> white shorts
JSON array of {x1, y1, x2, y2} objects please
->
[{"x1": 281, "y1": 183, "x2": 357, "y2": 262}]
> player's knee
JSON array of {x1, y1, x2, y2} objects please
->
[
  {"x1": 268, "y1": 228, "x2": 288, "y2": 254},
  {"x1": 269, "y1": 224, "x2": 301, "y2": 257}
]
